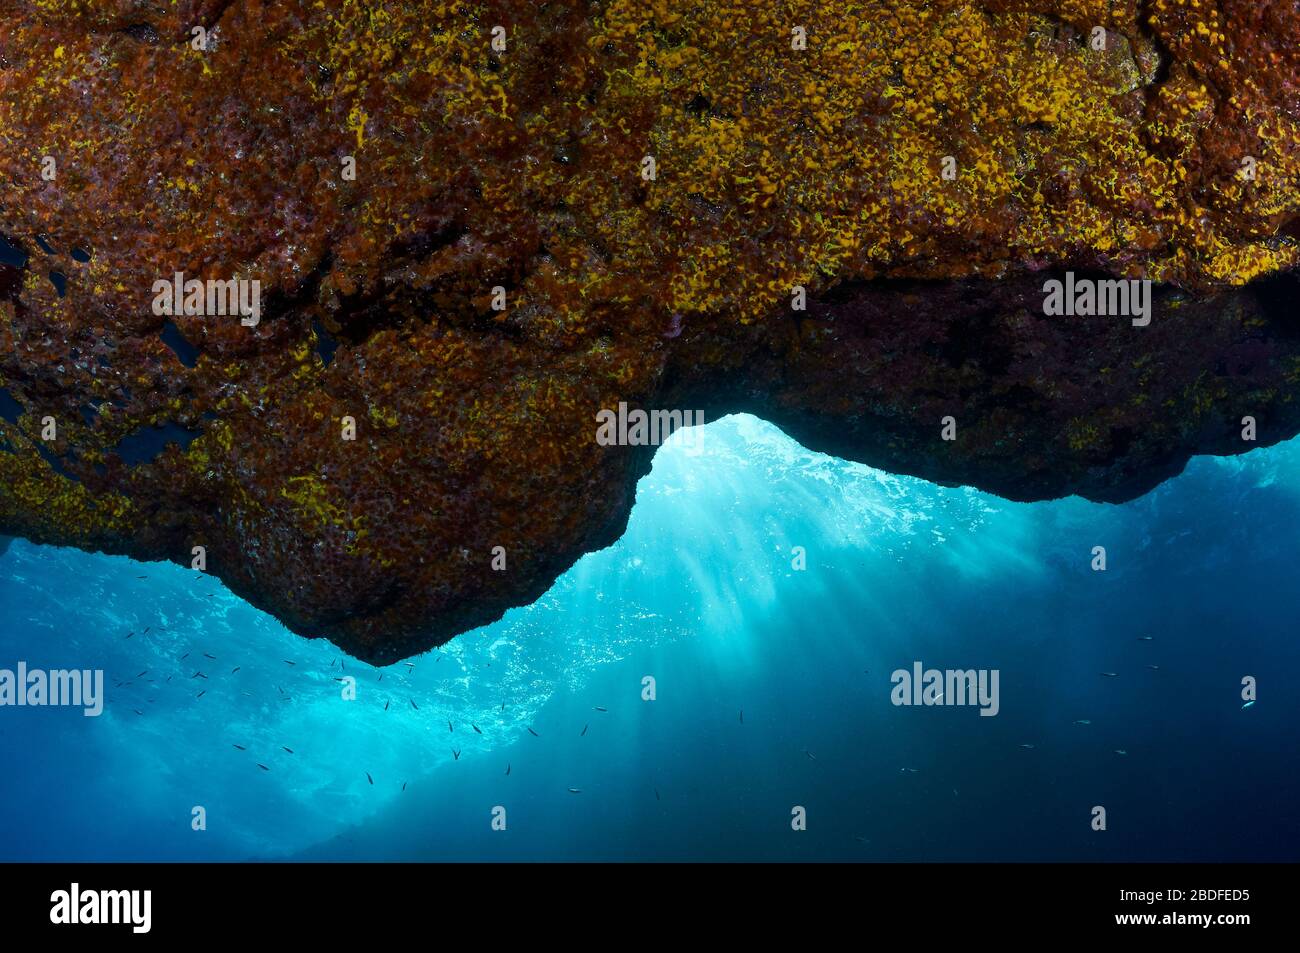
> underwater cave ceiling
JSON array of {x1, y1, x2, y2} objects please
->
[{"x1": 1, "y1": 0, "x2": 1299, "y2": 662}]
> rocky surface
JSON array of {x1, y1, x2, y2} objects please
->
[{"x1": 1, "y1": 0, "x2": 1298, "y2": 662}]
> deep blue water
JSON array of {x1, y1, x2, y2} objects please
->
[{"x1": 0, "y1": 414, "x2": 1296, "y2": 861}]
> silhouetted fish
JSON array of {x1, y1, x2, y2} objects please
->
[
  {"x1": 257, "y1": 763, "x2": 269, "y2": 771},
  {"x1": 1100, "y1": 672, "x2": 1119, "y2": 678},
  {"x1": 654, "y1": 788, "x2": 660, "y2": 801},
  {"x1": 384, "y1": 701, "x2": 390, "y2": 711},
  {"x1": 196, "y1": 690, "x2": 206, "y2": 698},
  {"x1": 366, "y1": 772, "x2": 373, "y2": 785},
  {"x1": 231, "y1": 667, "x2": 240, "y2": 674},
  {"x1": 282, "y1": 746, "x2": 294, "y2": 754},
  {"x1": 410, "y1": 698, "x2": 418, "y2": 710},
  {"x1": 448, "y1": 719, "x2": 453, "y2": 732},
  {"x1": 1018, "y1": 744, "x2": 1035, "y2": 749},
  {"x1": 506, "y1": 764, "x2": 511, "y2": 776},
  {"x1": 124, "y1": 632, "x2": 134, "y2": 640},
  {"x1": 739, "y1": 710, "x2": 743, "y2": 723},
  {"x1": 594, "y1": 707, "x2": 607, "y2": 712},
  {"x1": 528, "y1": 727, "x2": 538, "y2": 737},
  {"x1": 804, "y1": 749, "x2": 816, "y2": 761},
  {"x1": 132, "y1": 709, "x2": 143, "y2": 715},
  {"x1": 1137, "y1": 636, "x2": 1154, "y2": 641},
  {"x1": 283, "y1": 660, "x2": 295, "y2": 666},
  {"x1": 137, "y1": 575, "x2": 147, "y2": 580},
  {"x1": 472, "y1": 724, "x2": 482, "y2": 734},
  {"x1": 232, "y1": 744, "x2": 246, "y2": 750},
  {"x1": 180, "y1": 652, "x2": 189, "y2": 660},
  {"x1": 580, "y1": 724, "x2": 588, "y2": 737},
  {"x1": 135, "y1": 670, "x2": 148, "y2": 678},
  {"x1": 568, "y1": 788, "x2": 581, "y2": 794},
  {"x1": 203, "y1": 653, "x2": 216, "y2": 660},
  {"x1": 452, "y1": 749, "x2": 461, "y2": 761},
  {"x1": 402, "y1": 781, "x2": 407, "y2": 792}
]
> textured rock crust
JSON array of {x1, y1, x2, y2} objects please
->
[{"x1": 1, "y1": 1, "x2": 1298, "y2": 662}]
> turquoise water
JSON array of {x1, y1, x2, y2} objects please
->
[{"x1": 1, "y1": 414, "x2": 1296, "y2": 860}]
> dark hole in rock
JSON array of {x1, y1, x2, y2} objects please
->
[
  {"x1": 35, "y1": 235, "x2": 55, "y2": 255},
  {"x1": 161, "y1": 320, "x2": 200, "y2": 368},
  {"x1": 313, "y1": 319, "x2": 339, "y2": 366},
  {"x1": 35, "y1": 442, "x2": 77, "y2": 481},
  {"x1": 111, "y1": 422, "x2": 204, "y2": 466},
  {"x1": 0, "y1": 387, "x2": 22, "y2": 425},
  {"x1": 0, "y1": 235, "x2": 26, "y2": 268},
  {"x1": 122, "y1": 23, "x2": 160, "y2": 44},
  {"x1": 71, "y1": 247, "x2": 92, "y2": 263},
  {"x1": 48, "y1": 271, "x2": 67, "y2": 297}
]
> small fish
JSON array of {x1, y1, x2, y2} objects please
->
[
  {"x1": 384, "y1": 701, "x2": 390, "y2": 711},
  {"x1": 472, "y1": 724, "x2": 482, "y2": 734},
  {"x1": 1018, "y1": 744, "x2": 1035, "y2": 749},
  {"x1": 1074, "y1": 719, "x2": 1092, "y2": 725},
  {"x1": 1242, "y1": 700, "x2": 1255, "y2": 709},
  {"x1": 282, "y1": 746, "x2": 294, "y2": 754},
  {"x1": 166, "y1": 676, "x2": 173, "y2": 683},
  {"x1": 180, "y1": 652, "x2": 189, "y2": 661},
  {"x1": 136, "y1": 575, "x2": 148, "y2": 580},
  {"x1": 135, "y1": 670, "x2": 148, "y2": 679},
  {"x1": 230, "y1": 667, "x2": 240, "y2": 674},
  {"x1": 410, "y1": 698, "x2": 419, "y2": 710},
  {"x1": 855, "y1": 836, "x2": 871, "y2": 844},
  {"x1": 196, "y1": 690, "x2": 206, "y2": 698},
  {"x1": 232, "y1": 744, "x2": 246, "y2": 751},
  {"x1": 804, "y1": 749, "x2": 816, "y2": 761},
  {"x1": 594, "y1": 706, "x2": 607, "y2": 712},
  {"x1": 1100, "y1": 672, "x2": 1119, "y2": 678},
  {"x1": 401, "y1": 781, "x2": 407, "y2": 792},
  {"x1": 654, "y1": 788, "x2": 661, "y2": 801},
  {"x1": 142, "y1": 627, "x2": 150, "y2": 634},
  {"x1": 1114, "y1": 749, "x2": 1128, "y2": 755},
  {"x1": 277, "y1": 686, "x2": 285, "y2": 695},
  {"x1": 366, "y1": 772, "x2": 373, "y2": 785},
  {"x1": 132, "y1": 709, "x2": 144, "y2": 716},
  {"x1": 900, "y1": 767, "x2": 918, "y2": 773},
  {"x1": 404, "y1": 662, "x2": 415, "y2": 670},
  {"x1": 739, "y1": 709, "x2": 744, "y2": 724},
  {"x1": 330, "y1": 659, "x2": 336, "y2": 669},
  {"x1": 1137, "y1": 636, "x2": 1154, "y2": 641},
  {"x1": 452, "y1": 749, "x2": 461, "y2": 761},
  {"x1": 124, "y1": 632, "x2": 134, "y2": 640},
  {"x1": 377, "y1": 674, "x2": 383, "y2": 682},
  {"x1": 257, "y1": 763, "x2": 269, "y2": 771},
  {"x1": 283, "y1": 660, "x2": 295, "y2": 667},
  {"x1": 567, "y1": 788, "x2": 582, "y2": 794},
  {"x1": 527, "y1": 727, "x2": 538, "y2": 737},
  {"x1": 1146, "y1": 665, "x2": 1161, "y2": 671},
  {"x1": 203, "y1": 653, "x2": 216, "y2": 660},
  {"x1": 501, "y1": 702, "x2": 506, "y2": 712},
  {"x1": 580, "y1": 723, "x2": 588, "y2": 737},
  {"x1": 506, "y1": 764, "x2": 511, "y2": 776},
  {"x1": 448, "y1": 719, "x2": 453, "y2": 732}
]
